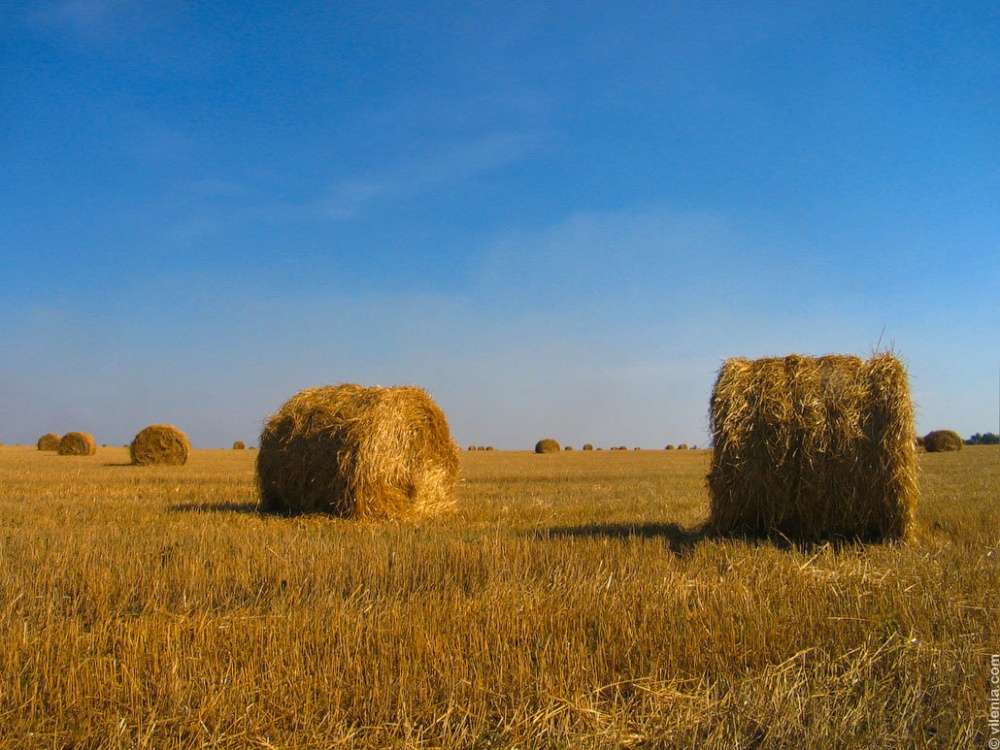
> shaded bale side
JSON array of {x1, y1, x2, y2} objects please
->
[
  {"x1": 257, "y1": 384, "x2": 459, "y2": 519},
  {"x1": 582, "y1": 443, "x2": 594, "y2": 451},
  {"x1": 535, "y1": 439, "x2": 560, "y2": 454},
  {"x1": 233, "y1": 441, "x2": 246, "y2": 450},
  {"x1": 130, "y1": 424, "x2": 191, "y2": 466},
  {"x1": 58, "y1": 432, "x2": 96, "y2": 456},
  {"x1": 923, "y1": 430, "x2": 962, "y2": 453},
  {"x1": 37, "y1": 433, "x2": 61, "y2": 451},
  {"x1": 708, "y1": 353, "x2": 918, "y2": 542}
]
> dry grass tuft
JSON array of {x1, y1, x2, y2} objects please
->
[
  {"x1": 708, "y1": 353, "x2": 917, "y2": 542},
  {"x1": 535, "y1": 438, "x2": 560, "y2": 454},
  {"x1": 36, "y1": 433, "x2": 61, "y2": 451},
  {"x1": 130, "y1": 424, "x2": 191, "y2": 466},
  {"x1": 922, "y1": 430, "x2": 963, "y2": 453},
  {"x1": 57, "y1": 432, "x2": 96, "y2": 456},
  {"x1": 233, "y1": 441, "x2": 246, "y2": 450},
  {"x1": 257, "y1": 384, "x2": 459, "y2": 519}
]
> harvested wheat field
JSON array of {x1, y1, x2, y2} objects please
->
[{"x1": 0, "y1": 444, "x2": 996, "y2": 748}]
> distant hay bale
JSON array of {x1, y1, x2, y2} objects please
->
[
  {"x1": 130, "y1": 424, "x2": 191, "y2": 466},
  {"x1": 37, "y1": 433, "x2": 61, "y2": 451},
  {"x1": 233, "y1": 440, "x2": 246, "y2": 450},
  {"x1": 914, "y1": 435, "x2": 925, "y2": 449},
  {"x1": 678, "y1": 443, "x2": 688, "y2": 450},
  {"x1": 923, "y1": 430, "x2": 962, "y2": 453},
  {"x1": 58, "y1": 432, "x2": 96, "y2": 456},
  {"x1": 665, "y1": 444, "x2": 675, "y2": 450},
  {"x1": 708, "y1": 353, "x2": 917, "y2": 542},
  {"x1": 564, "y1": 445, "x2": 574, "y2": 451},
  {"x1": 582, "y1": 443, "x2": 594, "y2": 451},
  {"x1": 633, "y1": 447, "x2": 640, "y2": 451},
  {"x1": 257, "y1": 384, "x2": 459, "y2": 519},
  {"x1": 485, "y1": 446, "x2": 495, "y2": 451},
  {"x1": 535, "y1": 438, "x2": 560, "y2": 454},
  {"x1": 468, "y1": 445, "x2": 477, "y2": 451}
]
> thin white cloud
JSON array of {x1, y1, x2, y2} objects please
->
[
  {"x1": 320, "y1": 132, "x2": 541, "y2": 219},
  {"x1": 28, "y1": 0, "x2": 176, "y2": 37}
]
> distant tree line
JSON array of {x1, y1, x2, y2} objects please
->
[{"x1": 966, "y1": 432, "x2": 1000, "y2": 445}]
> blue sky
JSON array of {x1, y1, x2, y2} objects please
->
[{"x1": 2, "y1": 0, "x2": 998, "y2": 448}]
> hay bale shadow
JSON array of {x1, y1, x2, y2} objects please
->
[
  {"x1": 539, "y1": 522, "x2": 711, "y2": 555},
  {"x1": 168, "y1": 502, "x2": 259, "y2": 514}
]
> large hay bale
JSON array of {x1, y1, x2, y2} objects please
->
[
  {"x1": 708, "y1": 353, "x2": 917, "y2": 542},
  {"x1": 923, "y1": 430, "x2": 962, "y2": 453},
  {"x1": 37, "y1": 433, "x2": 61, "y2": 451},
  {"x1": 535, "y1": 438, "x2": 560, "y2": 454},
  {"x1": 130, "y1": 424, "x2": 191, "y2": 466},
  {"x1": 58, "y1": 432, "x2": 96, "y2": 456},
  {"x1": 257, "y1": 384, "x2": 459, "y2": 518},
  {"x1": 233, "y1": 440, "x2": 246, "y2": 450},
  {"x1": 582, "y1": 443, "x2": 594, "y2": 451}
]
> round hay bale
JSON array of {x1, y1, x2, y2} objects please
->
[
  {"x1": 564, "y1": 445, "x2": 574, "y2": 451},
  {"x1": 914, "y1": 435, "x2": 925, "y2": 449},
  {"x1": 130, "y1": 424, "x2": 191, "y2": 466},
  {"x1": 485, "y1": 446, "x2": 495, "y2": 451},
  {"x1": 257, "y1": 384, "x2": 459, "y2": 519},
  {"x1": 582, "y1": 443, "x2": 594, "y2": 451},
  {"x1": 233, "y1": 440, "x2": 246, "y2": 450},
  {"x1": 58, "y1": 432, "x2": 96, "y2": 456},
  {"x1": 708, "y1": 353, "x2": 917, "y2": 542},
  {"x1": 37, "y1": 433, "x2": 61, "y2": 451},
  {"x1": 922, "y1": 430, "x2": 962, "y2": 453},
  {"x1": 468, "y1": 445, "x2": 477, "y2": 451},
  {"x1": 535, "y1": 438, "x2": 560, "y2": 454},
  {"x1": 665, "y1": 444, "x2": 675, "y2": 450},
  {"x1": 677, "y1": 443, "x2": 688, "y2": 450}
]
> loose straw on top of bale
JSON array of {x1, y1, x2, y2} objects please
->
[
  {"x1": 257, "y1": 384, "x2": 459, "y2": 519},
  {"x1": 233, "y1": 440, "x2": 246, "y2": 450},
  {"x1": 58, "y1": 432, "x2": 96, "y2": 456},
  {"x1": 707, "y1": 353, "x2": 918, "y2": 542},
  {"x1": 37, "y1": 433, "x2": 61, "y2": 451},
  {"x1": 535, "y1": 439, "x2": 560, "y2": 454},
  {"x1": 922, "y1": 430, "x2": 962, "y2": 452},
  {"x1": 130, "y1": 424, "x2": 191, "y2": 466}
]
